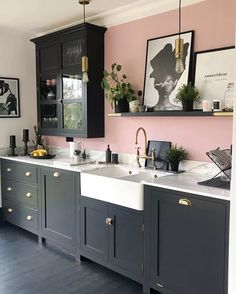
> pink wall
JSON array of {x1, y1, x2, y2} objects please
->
[{"x1": 46, "y1": 0, "x2": 236, "y2": 161}]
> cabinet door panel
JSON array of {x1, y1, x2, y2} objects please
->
[
  {"x1": 41, "y1": 168, "x2": 76, "y2": 251},
  {"x1": 40, "y1": 43, "x2": 59, "y2": 72},
  {"x1": 149, "y1": 189, "x2": 228, "y2": 294},
  {"x1": 80, "y1": 197, "x2": 108, "y2": 262},
  {"x1": 109, "y1": 206, "x2": 144, "y2": 281}
]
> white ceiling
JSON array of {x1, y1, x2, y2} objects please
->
[{"x1": 0, "y1": 0, "x2": 205, "y2": 36}]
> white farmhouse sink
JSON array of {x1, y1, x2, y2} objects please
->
[{"x1": 81, "y1": 165, "x2": 172, "y2": 210}]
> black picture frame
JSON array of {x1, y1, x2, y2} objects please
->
[
  {"x1": 143, "y1": 30, "x2": 194, "y2": 111},
  {"x1": 193, "y1": 46, "x2": 235, "y2": 109},
  {"x1": 0, "y1": 77, "x2": 20, "y2": 118},
  {"x1": 145, "y1": 140, "x2": 171, "y2": 170}
]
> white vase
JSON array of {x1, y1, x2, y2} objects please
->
[{"x1": 129, "y1": 100, "x2": 140, "y2": 113}]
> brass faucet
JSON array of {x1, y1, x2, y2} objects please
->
[{"x1": 135, "y1": 127, "x2": 157, "y2": 169}]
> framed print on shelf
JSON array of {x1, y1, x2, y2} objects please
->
[
  {"x1": 194, "y1": 46, "x2": 235, "y2": 110},
  {"x1": 0, "y1": 77, "x2": 20, "y2": 118},
  {"x1": 143, "y1": 31, "x2": 194, "y2": 111}
]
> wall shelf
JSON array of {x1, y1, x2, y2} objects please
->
[{"x1": 107, "y1": 111, "x2": 233, "y2": 117}]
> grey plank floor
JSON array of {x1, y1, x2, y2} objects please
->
[{"x1": 0, "y1": 224, "x2": 143, "y2": 294}]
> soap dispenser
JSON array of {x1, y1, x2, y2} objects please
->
[{"x1": 106, "y1": 145, "x2": 112, "y2": 163}]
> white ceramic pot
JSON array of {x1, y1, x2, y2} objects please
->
[{"x1": 129, "y1": 100, "x2": 140, "y2": 113}]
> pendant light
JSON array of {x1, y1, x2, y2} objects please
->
[
  {"x1": 175, "y1": 0, "x2": 184, "y2": 73},
  {"x1": 79, "y1": 0, "x2": 90, "y2": 83}
]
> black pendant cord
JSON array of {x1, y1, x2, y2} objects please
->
[
  {"x1": 178, "y1": 0, "x2": 181, "y2": 38},
  {"x1": 83, "y1": 2, "x2": 86, "y2": 56}
]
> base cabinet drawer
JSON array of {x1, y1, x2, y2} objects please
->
[
  {"x1": 2, "y1": 179, "x2": 37, "y2": 208},
  {"x1": 3, "y1": 200, "x2": 38, "y2": 233},
  {"x1": 2, "y1": 160, "x2": 37, "y2": 184}
]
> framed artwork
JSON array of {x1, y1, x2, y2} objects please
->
[
  {"x1": 0, "y1": 77, "x2": 20, "y2": 118},
  {"x1": 194, "y1": 46, "x2": 235, "y2": 109},
  {"x1": 143, "y1": 31, "x2": 194, "y2": 111},
  {"x1": 145, "y1": 140, "x2": 171, "y2": 170}
]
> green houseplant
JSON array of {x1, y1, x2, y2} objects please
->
[
  {"x1": 165, "y1": 144, "x2": 187, "y2": 172},
  {"x1": 101, "y1": 63, "x2": 136, "y2": 113},
  {"x1": 174, "y1": 82, "x2": 201, "y2": 111}
]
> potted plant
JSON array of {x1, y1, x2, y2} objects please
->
[
  {"x1": 174, "y1": 82, "x2": 201, "y2": 111},
  {"x1": 32, "y1": 125, "x2": 44, "y2": 150},
  {"x1": 165, "y1": 144, "x2": 187, "y2": 172},
  {"x1": 101, "y1": 63, "x2": 136, "y2": 113}
]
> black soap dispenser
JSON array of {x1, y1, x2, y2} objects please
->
[{"x1": 106, "y1": 145, "x2": 112, "y2": 163}]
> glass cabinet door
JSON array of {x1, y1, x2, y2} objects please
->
[
  {"x1": 40, "y1": 104, "x2": 58, "y2": 129},
  {"x1": 40, "y1": 75, "x2": 58, "y2": 101},
  {"x1": 62, "y1": 39, "x2": 83, "y2": 69},
  {"x1": 61, "y1": 74, "x2": 85, "y2": 133}
]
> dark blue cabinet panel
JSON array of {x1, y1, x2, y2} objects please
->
[{"x1": 144, "y1": 186, "x2": 229, "y2": 294}]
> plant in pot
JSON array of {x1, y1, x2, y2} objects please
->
[
  {"x1": 165, "y1": 144, "x2": 187, "y2": 172},
  {"x1": 101, "y1": 63, "x2": 136, "y2": 113},
  {"x1": 174, "y1": 82, "x2": 201, "y2": 111}
]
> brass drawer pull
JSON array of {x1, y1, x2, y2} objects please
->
[
  {"x1": 105, "y1": 218, "x2": 113, "y2": 226},
  {"x1": 6, "y1": 167, "x2": 12, "y2": 172},
  {"x1": 53, "y1": 172, "x2": 61, "y2": 178},
  {"x1": 25, "y1": 171, "x2": 32, "y2": 177},
  {"x1": 26, "y1": 215, "x2": 33, "y2": 221},
  {"x1": 7, "y1": 187, "x2": 13, "y2": 192},
  {"x1": 26, "y1": 192, "x2": 32, "y2": 198},
  {"x1": 179, "y1": 198, "x2": 192, "y2": 207},
  {"x1": 8, "y1": 208, "x2": 13, "y2": 213}
]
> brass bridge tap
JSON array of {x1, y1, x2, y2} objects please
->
[{"x1": 135, "y1": 127, "x2": 157, "y2": 170}]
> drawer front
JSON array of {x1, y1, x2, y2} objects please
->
[
  {"x1": 2, "y1": 179, "x2": 37, "y2": 208},
  {"x1": 1, "y1": 160, "x2": 37, "y2": 184},
  {"x1": 3, "y1": 200, "x2": 38, "y2": 233}
]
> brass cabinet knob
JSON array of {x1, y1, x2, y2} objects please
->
[
  {"x1": 179, "y1": 198, "x2": 192, "y2": 207},
  {"x1": 105, "y1": 218, "x2": 113, "y2": 226},
  {"x1": 25, "y1": 192, "x2": 32, "y2": 198},
  {"x1": 53, "y1": 172, "x2": 61, "y2": 178},
  {"x1": 25, "y1": 171, "x2": 32, "y2": 177},
  {"x1": 6, "y1": 167, "x2": 12, "y2": 172},
  {"x1": 7, "y1": 187, "x2": 13, "y2": 192},
  {"x1": 26, "y1": 215, "x2": 33, "y2": 221},
  {"x1": 8, "y1": 208, "x2": 13, "y2": 213}
]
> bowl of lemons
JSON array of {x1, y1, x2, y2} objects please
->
[{"x1": 29, "y1": 149, "x2": 55, "y2": 159}]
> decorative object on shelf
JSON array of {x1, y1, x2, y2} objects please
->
[
  {"x1": 175, "y1": 0, "x2": 184, "y2": 73},
  {"x1": 101, "y1": 63, "x2": 137, "y2": 113},
  {"x1": 202, "y1": 100, "x2": 211, "y2": 112},
  {"x1": 212, "y1": 100, "x2": 221, "y2": 111},
  {"x1": 32, "y1": 125, "x2": 44, "y2": 149},
  {"x1": 145, "y1": 141, "x2": 171, "y2": 170},
  {"x1": 23, "y1": 129, "x2": 29, "y2": 156},
  {"x1": 9, "y1": 135, "x2": 18, "y2": 156},
  {"x1": 79, "y1": 0, "x2": 90, "y2": 83},
  {"x1": 143, "y1": 31, "x2": 194, "y2": 111},
  {"x1": 194, "y1": 46, "x2": 235, "y2": 111},
  {"x1": 174, "y1": 82, "x2": 201, "y2": 111},
  {"x1": 105, "y1": 145, "x2": 112, "y2": 163},
  {"x1": 165, "y1": 144, "x2": 187, "y2": 172},
  {"x1": 129, "y1": 90, "x2": 142, "y2": 113},
  {"x1": 0, "y1": 77, "x2": 20, "y2": 117}
]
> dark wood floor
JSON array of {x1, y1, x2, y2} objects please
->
[{"x1": 0, "y1": 224, "x2": 143, "y2": 294}]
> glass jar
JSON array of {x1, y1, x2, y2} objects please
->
[{"x1": 224, "y1": 82, "x2": 234, "y2": 111}]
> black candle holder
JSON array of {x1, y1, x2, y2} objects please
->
[
  {"x1": 23, "y1": 139, "x2": 29, "y2": 156},
  {"x1": 8, "y1": 145, "x2": 18, "y2": 157}
]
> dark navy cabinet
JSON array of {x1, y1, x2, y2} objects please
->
[
  {"x1": 144, "y1": 186, "x2": 229, "y2": 294},
  {"x1": 41, "y1": 167, "x2": 79, "y2": 254},
  {"x1": 31, "y1": 23, "x2": 106, "y2": 138},
  {"x1": 80, "y1": 196, "x2": 144, "y2": 283}
]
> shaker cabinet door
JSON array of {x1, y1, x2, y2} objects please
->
[{"x1": 147, "y1": 187, "x2": 229, "y2": 294}]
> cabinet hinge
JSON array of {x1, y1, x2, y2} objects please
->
[{"x1": 142, "y1": 224, "x2": 144, "y2": 232}]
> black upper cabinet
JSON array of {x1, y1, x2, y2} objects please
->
[{"x1": 31, "y1": 23, "x2": 107, "y2": 138}]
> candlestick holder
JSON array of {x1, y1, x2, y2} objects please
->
[
  {"x1": 23, "y1": 139, "x2": 29, "y2": 156},
  {"x1": 8, "y1": 145, "x2": 18, "y2": 157}
]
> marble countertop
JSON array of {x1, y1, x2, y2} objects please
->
[{"x1": 0, "y1": 155, "x2": 231, "y2": 202}]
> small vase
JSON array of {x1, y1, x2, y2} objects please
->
[
  {"x1": 170, "y1": 160, "x2": 180, "y2": 172},
  {"x1": 129, "y1": 100, "x2": 140, "y2": 113},
  {"x1": 114, "y1": 99, "x2": 129, "y2": 113},
  {"x1": 182, "y1": 100, "x2": 193, "y2": 111}
]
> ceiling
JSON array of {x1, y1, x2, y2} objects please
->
[{"x1": 0, "y1": 0, "x2": 205, "y2": 36}]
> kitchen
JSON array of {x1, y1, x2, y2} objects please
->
[{"x1": 0, "y1": 0, "x2": 236, "y2": 293}]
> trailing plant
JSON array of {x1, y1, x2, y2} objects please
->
[
  {"x1": 165, "y1": 144, "x2": 187, "y2": 162},
  {"x1": 101, "y1": 63, "x2": 137, "y2": 108},
  {"x1": 174, "y1": 82, "x2": 201, "y2": 103}
]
